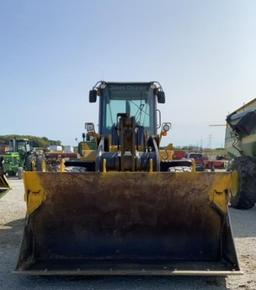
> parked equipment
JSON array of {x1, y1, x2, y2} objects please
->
[
  {"x1": 225, "y1": 98, "x2": 256, "y2": 209},
  {"x1": 0, "y1": 152, "x2": 22, "y2": 177},
  {"x1": 0, "y1": 173, "x2": 10, "y2": 198},
  {"x1": 0, "y1": 160, "x2": 10, "y2": 198},
  {"x1": 185, "y1": 152, "x2": 205, "y2": 171},
  {"x1": 0, "y1": 139, "x2": 31, "y2": 178},
  {"x1": 16, "y1": 81, "x2": 240, "y2": 276}
]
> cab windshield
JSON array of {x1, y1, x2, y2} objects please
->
[{"x1": 100, "y1": 84, "x2": 156, "y2": 135}]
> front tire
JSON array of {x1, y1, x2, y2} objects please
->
[{"x1": 229, "y1": 156, "x2": 256, "y2": 209}]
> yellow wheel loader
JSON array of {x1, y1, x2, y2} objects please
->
[{"x1": 16, "y1": 81, "x2": 240, "y2": 276}]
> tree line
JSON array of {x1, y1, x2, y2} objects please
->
[{"x1": 0, "y1": 135, "x2": 61, "y2": 148}]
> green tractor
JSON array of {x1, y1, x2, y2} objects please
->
[
  {"x1": 1, "y1": 139, "x2": 32, "y2": 178},
  {"x1": 0, "y1": 152, "x2": 22, "y2": 178}
]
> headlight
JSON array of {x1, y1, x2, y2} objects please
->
[{"x1": 162, "y1": 122, "x2": 171, "y2": 132}]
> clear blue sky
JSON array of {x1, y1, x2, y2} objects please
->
[{"x1": 1, "y1": 0, "x2": 255, "y2": 148}]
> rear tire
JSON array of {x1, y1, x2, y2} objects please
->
[{"x1": 229, "y1": 156, "x2": 256, "y2": 209}]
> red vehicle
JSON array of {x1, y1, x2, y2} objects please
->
[
  {"x1": 186, "y1": 152, "x2": 205, "y2": 171},
  {"x1": 204, "y1": 160, "x2": 227, "y2": 170},
  {"x1": 173, "y1": 150, "x2": 186, "y2": 160}
]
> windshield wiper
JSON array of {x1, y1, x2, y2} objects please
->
[{"x1": 130, "y1": 100, "x2": 150, "y2": 117}]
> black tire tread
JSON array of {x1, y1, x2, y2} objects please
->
[{"x1": 230, "y1": 156, "x2": 256, "y2": 209}]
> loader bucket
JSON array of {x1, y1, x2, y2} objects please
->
[
  {"x1": 15, "y1": 171, "x2": 240, "y2": 276},
  {"x1": 0, "y1": 173, "x2": 10, "y2": 198}
]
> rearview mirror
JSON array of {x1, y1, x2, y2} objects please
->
[
  {"x1": 89, "y1": 90, "x2": 97, "y2": 103},
  {"x1": 157, "y1": 91, "x2": 165, "y2": 103}
]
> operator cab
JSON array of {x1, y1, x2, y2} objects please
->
[{"x1": 89, "y1": 81, "x2": 165, "y2": 137}]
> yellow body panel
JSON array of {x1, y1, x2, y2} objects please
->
[
  {"x1": 230, "y1": 170, "x2": 239, "y2": 199},
  {"x1": 159, "y1": 144, "x2": 174, "y2": 161},
  {"x1": 81, "y1": 149, "x2": 97, "y2": 161},
  {"x1": 208, "y1": 173, "x2": 231, "y2": 213},
  {"x1": 23, "y1": 172, "x2": 46, "y2": 215}
]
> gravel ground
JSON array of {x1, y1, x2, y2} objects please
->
[{"x1": 0, "y1": 178, "x2": 256, "y2": 290}]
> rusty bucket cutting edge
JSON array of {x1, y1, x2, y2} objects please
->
[{"x1": 15, "y1": 171, "x2": 241, "y2": 276}]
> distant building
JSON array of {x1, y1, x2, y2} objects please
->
[
  {"x1": 48, "y1": 145, "x2": 63, "y2": 152},
  {"x1": 63, "y1": 145, "x2": 74, "y2": 153}
]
